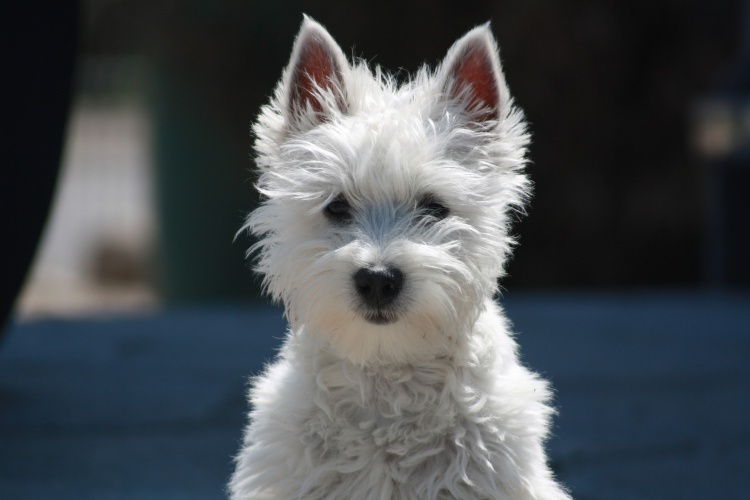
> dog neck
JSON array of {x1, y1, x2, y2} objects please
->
[{"x1": 289, "y1": 315, "x2": 501, "y2": 423}]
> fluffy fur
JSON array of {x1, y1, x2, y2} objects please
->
[{"x1": 230, "y1": 16, "x2": 570, "y2": 499}]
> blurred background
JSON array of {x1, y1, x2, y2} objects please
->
[{"x1": 6, "y1": 0, "x2": 748, "y2": 322}]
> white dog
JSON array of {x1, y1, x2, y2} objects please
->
[{"x1": 230, "y1": 16, "x2": 570, "y2": 499}]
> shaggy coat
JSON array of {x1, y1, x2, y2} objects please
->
[{"x1": 230, "y1": 16, "x2": 570, "y2": 500}]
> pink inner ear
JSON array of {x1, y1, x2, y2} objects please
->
[
  {"x1": 289, "y1": 34, "x2": 344, "y2": 117},
  {"x1": 450, "y1": 41, "x2": 499, "y2": 123}
]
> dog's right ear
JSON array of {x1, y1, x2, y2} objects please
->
[
  {"x1": 439, "y1": 24, "x2": 510, "y2": 128},
  {"x1": 282, "y1": 16, "x2": 348, "y2": 131}
]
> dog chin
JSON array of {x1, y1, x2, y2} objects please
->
[{"x1": 305, "y1": 308, "x2": 444, "y2": 366}]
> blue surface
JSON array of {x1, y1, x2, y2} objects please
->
[{"x1": 1, "y1": 292, "x2": 749, "y2": 499}]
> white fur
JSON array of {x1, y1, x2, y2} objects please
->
[{"x1": 230, "y1": 16, "x2": 570, "y2": 499}]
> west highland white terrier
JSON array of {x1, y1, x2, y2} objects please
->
[{"x1": 230, "y1": 16, "x2": 570, "y2": 499}]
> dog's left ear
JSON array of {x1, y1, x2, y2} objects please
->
[
  {"x1": 282, "y1": 16, "x2": 348, "y2": 131},
  {"x1": 440, "y1": 24, "x2": 510, "y2": 127}
]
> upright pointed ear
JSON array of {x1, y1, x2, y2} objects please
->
[
  {"x1": 283, "y1": 16, "x2": 348, "y2": 130},
  {"x1": 440, "y1": 24, "x2": 509, "y2": 127}
]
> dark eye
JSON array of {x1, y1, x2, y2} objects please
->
[
  {"x1": 418, "y1": 195, "x2": 450, "y2": 221},
  {"x1": 324, "y1": 195, "x2": 352, "y2": 223}
]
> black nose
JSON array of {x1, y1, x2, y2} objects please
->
[{"x1": 353, "y1": 267, "x2": 404, "y2": 307}]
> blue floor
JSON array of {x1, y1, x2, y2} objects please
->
[{"x1": 1, "y1": 291, "x2": 749, "y2": 499}]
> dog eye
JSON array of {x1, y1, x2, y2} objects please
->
[
  {"x1": 418, "y1": 195, "x2": 450, "y2": 221},
  {"x1": 324, "y1": 195, "x2": 353, "y2": 223}
]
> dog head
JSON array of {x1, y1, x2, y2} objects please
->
[{"x1": 243, "y1": 16, "x2": 530, "y2": 366}]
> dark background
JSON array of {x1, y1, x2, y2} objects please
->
[
  {"x1": 90, "y1": 0, "x2": 741, "y2": 292},
  {"x1": 8, "y1": 0, "x2": 748, "y2": 316}
]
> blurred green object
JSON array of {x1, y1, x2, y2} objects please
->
[
  {"x1": 137, "y1": 3, "x2": 296, "y2": 304},
  {"x1": 150, "y1": 69, "x2": 261, "y2": 303}
]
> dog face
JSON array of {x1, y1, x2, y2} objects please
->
[{"x1": 244, "y1": 17, "x2": 530, "y2": 365}]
